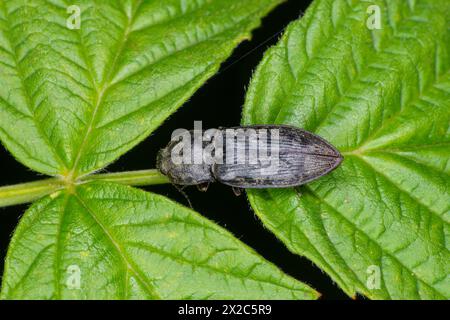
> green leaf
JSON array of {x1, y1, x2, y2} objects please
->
[
  {"x1": 0, "y1": 0, "x2": 283, "y2": 178},
  {"x1": 1, "y1": 181, "x2": 318, "y2": 300},
  {"x1": 243, "y1": 0, "x2": 450, "y2": 299},
  {"x1": 0, "y1": 0, "x2": 320, "y2": 300}
]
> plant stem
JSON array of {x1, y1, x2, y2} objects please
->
[
  {"x1": 0, "y1": 178, "x2": 65, "y2": 208},
  {"x1": 0, "y1": 169, "x2": 169, "y2": 208},
  {"x1": 82, "y1": 169, "x2": 170, "y2": 186}
]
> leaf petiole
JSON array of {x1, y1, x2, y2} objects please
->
[
  {"x1": 0, "y1": 170, "x2": 169, "y2": 208},
  {"x1": 80, "y1": 169, "x2": 170, "y2": 186}
]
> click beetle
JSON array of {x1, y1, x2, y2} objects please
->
[{"x1": 156, "y1": 125, "x2": 343, "y2": 194}]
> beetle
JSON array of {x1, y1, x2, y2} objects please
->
[{"x1": 156, "y1": 125, "x2": 343, "y2": 195}]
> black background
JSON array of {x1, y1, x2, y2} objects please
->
[{"x1": 0, "y1": 0, "x2": 352, "y2": 300}]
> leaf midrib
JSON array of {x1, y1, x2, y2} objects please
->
[
  {"x1": 87, "y1": 191, "x2": 317, "y2": 297},
  {"x1": 342, "y1": 70, "x2": 450, "y2": 155},
  {"x1": 74, "y1": 192, "x2": 161, "y2": 299},
  {"x1": 67, "y1": 0, "x2": 144, "y2": 180}
]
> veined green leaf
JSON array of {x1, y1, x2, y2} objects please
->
[
  {"x1": 0, "y1": 181, "x2": 318, "y2": 300},
  {"x1": 0, "y1": 0, "x2": 283, "y2": 178},
  {"x1": 0, "y1": 0, "x2": 320, "y2": 300},
  {"x1": 243, "y1": 0, "x2": 450, "y2": 299}
]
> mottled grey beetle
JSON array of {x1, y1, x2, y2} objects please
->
[{"x1": 156, "y1": 125, "x2": 343, "y2": 194}]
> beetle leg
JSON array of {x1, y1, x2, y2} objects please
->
[
  {"x1": 232, "y1": 187, "x2": 243, "y2": 196},
  {"x1": 294, "y1": 186, "x2": 302, "y2": 198},
  {"x1": 197, "y1": 182, "x2": 210, "y2": 192},
  {"x1": 173, "y1": 184, "x2": 193, "y2": 209}
]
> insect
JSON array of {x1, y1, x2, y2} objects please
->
[{"x1": 156, "y1": 125, "x2": 343, "y2": 195}]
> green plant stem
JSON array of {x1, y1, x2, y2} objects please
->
[
  {"x1": 81, "y1": 169, "x2": 170, "y2": 186},
  {"x1": 0, "y1": 170, "x2": 169, "y2": 208},
  {"x1": 0, "y1": 178, "x2": 65, "y2": 208}
]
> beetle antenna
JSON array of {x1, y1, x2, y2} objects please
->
[{"x1": 173, "y1": 184, "x2": 193, "y2": 209}]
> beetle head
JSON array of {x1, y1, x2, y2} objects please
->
[{"x1": 156, "y1": 147, "x2": 170, "y2": 176}]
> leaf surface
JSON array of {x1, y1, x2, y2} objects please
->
[
  {"x1": 243, "y1": 0, "x2": 450, "y2": 299},
  {"x1": 0, "y1": 0, "x2": 283, "y2": 178},
  {"x1": 1, "y1": 181, "x2": 318, "y2": 299}
]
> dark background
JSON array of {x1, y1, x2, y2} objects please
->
[{"x1": 0, "y1": 0, "x2": 352, "y2": 300}]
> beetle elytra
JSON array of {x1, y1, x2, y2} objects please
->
[{"x1": 156, "y1": 125, "x2": 343, "y2": 192}]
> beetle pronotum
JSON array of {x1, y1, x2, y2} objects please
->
[{"x1": 156, "y1": 125, "x2": 343, "y2": 194}]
